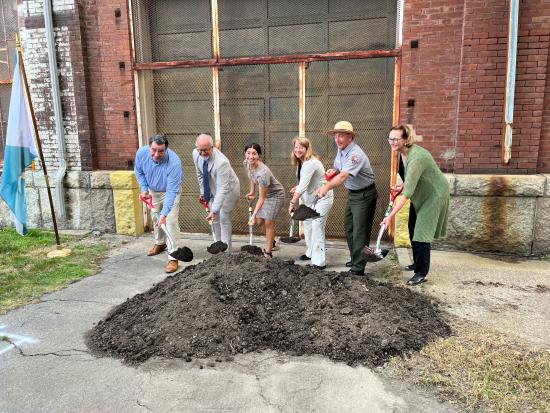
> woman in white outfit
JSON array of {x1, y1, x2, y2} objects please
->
[{"x1": 288, "y1": 136, "x2": 334, "y2": 269}]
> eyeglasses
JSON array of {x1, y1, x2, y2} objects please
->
[{"x1": 387, "y1": 137, "x2": 404, "y2": 143}]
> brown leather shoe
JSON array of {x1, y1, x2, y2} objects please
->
[
  {"x1": 165, "y1": 260, "x2": 178, "y2": 273},
  {"x1": 147, "y1": 243, "x2": 167, "y2": 256}
]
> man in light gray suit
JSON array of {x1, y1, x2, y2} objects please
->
[{"x1": 192, "y1": 133, "x2": 240, "y2": 250}]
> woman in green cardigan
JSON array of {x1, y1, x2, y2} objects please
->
[{"x1": 381, "y1": 125, "x2": 449, "y2": 285}]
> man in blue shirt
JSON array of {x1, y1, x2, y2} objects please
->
[
  {"x1": 134, "y1": 134, "x2": 183, "y2": 273},
  {"x1": 317, "y1": 121, "x2": 378, "y2": 276}
]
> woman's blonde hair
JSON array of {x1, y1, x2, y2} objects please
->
[
  {"x1": 290, "y1": 136, "x2": 318, "y2": 166},
  {"x1": 390, "y1": 124, "x2": 416, "y2": 147}
]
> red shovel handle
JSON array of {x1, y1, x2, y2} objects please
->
[
  {"x1": 325, "y1": 169, "x2": 339, "y2": 182},
  {"x1": 199, "y1": 196, "x2": 209, "y2": 210},
  {"x1": 389, "y1": 187, "x2": 403, "y2": 202},
  {"x1": 139, "y1": 194, "x2": 154, "y2": 210}
]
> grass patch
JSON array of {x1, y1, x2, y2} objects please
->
[
  {"x1": 0, "y1": 228, "x2": 109, "y2": 313},
  {"x1": 384, "y1": 318, "x2": 550, "y2": 412}
]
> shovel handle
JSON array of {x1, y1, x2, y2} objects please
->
[
  {"x1": 139, "y1": 194, "x2": 154, "y2": 210},
  {"x1": 139, "y1": 195, "x2": 175, "y2": 252}
]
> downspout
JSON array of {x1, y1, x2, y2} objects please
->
[
  {"x1": 502, "y1": 0, "x2": 519, "y2": 164},
  {"x1": 44, "y1": 0, "x2": 67, "y2": 220}
]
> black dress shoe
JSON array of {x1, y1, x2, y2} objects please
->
[
  {"x1": 407, "y1": 273, "x2": 427, "y2": 285},
  {"x1": 312, "y1": 265, "x2": 326, "y2": 270},
  {"x1": 345, "y1": 261, "x2": 352, "y2": 267},
  {"x1": 403, "y1": 264, "x2": 415, "y2": 271},
  {"x1": 299, "y1": 254, "x2": 311, "y2": 261},
  {"x1": 349, "y1": 269, "x2": 364, "y2": 276}
]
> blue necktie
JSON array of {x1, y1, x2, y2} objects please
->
[{"x1": 203, "y1": 160, "x2": 211, "y2": 202}]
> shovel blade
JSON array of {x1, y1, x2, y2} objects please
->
[
  {"x1": 292, "y1": 205, "x2": 321, "y2": 221},
  {"x1": 170, "y1": 247, "x2": 194, "y2": 262},
  {"x1": 279, "y1": 236, "x2": 300, "y2": 244},
  {"x1": 207, "y1": 241, "x2": 228, "y2": 254},
  {"x1": 361, "y1": 246, "x2": 389, "y2": 263}
]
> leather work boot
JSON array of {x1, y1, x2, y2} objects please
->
[
  {"x1": 165, "y1": 260, "x2": 178, "y2": 273},
  {"x1": 147, "y1": 243, "x2": 167, "y2": 256}
]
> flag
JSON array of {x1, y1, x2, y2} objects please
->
[{"x1": 0, "y1": 52, "x2": 37, "y2": 235}]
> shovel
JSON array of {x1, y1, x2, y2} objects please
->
[
  {"x1": 292, "y1": 170, "x2": 337, "y2": 221},
  {"x1": 279, "y1": 213, "x2": 301, "y2": 244},
  {"x1": 199, "y1": 197, "x2": 228, "y2": 254},
  {"x1": 139, "y1": 195, "x2": 193, "y2": 262},
  {"x1": 292, "y1": 196, "x2": 321, "y2": 221},
  {"x1": 241, "y1": 200, "x2": 263, "y2": 255},
  {"x1": 361, "y1": 187, "x2": 403, "y2": 263}
]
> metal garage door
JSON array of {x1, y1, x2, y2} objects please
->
[{"x1": 132, "y1": 0, "x2": 398, "y2": 239}]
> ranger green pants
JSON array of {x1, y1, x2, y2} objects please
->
[{"x1": 345, "y1": 186, "x2": 378, "y2": 272}]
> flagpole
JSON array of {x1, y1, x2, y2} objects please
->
[{"x1": 16, "y1": 35, "x2": 70, "y2": 257}]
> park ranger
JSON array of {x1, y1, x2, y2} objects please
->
[{"x1": 316, "y1": 121, "x2": 378, "y2": 275}]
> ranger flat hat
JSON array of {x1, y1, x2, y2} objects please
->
[{"x1": 327, "y1": 120, "x2": 357, "y2": 136}]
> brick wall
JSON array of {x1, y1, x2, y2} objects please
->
[
  {"x1": 80, "y1": 0, "x2": 137, "y2": 170},
  {"x1": 402, "y1": 0, "x2": 550, "y2": 174},
  {"x1": 19, "y1": 0, "x2": 137, "y2": 172},
  {"x1": 539, "y1": 10, "x2": 550, "y2": 173},
  {"x1": 19, "y1": 0, "x2": 93, "y2": 171}
]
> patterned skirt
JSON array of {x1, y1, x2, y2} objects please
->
[{"x1": 257, "y1": 194, "x2": 285, "y2": 221}]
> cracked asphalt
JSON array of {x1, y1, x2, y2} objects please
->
[{"x1": 0, "y1": 234, "x2": 460, "y2": 413}]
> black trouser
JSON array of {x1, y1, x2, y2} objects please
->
[{"x1": 408, "y1": 203, "x2": 430, "y2": 277}]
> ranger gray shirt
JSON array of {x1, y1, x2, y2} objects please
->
[{"x1": 333, "y1": 141, "x2": 375, "y2": 190}]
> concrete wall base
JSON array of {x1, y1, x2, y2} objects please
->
[{"x1": 395, "y1": 174, "x2": 550, "y2": 256}]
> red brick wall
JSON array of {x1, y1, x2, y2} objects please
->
[
  {"x1": 539, "y1": 12, "x2": 550, "y2": 172},
  {"x1": 80, "y1": 1, "x2": 138, "y2": 170},
  {"x1": 402, "y1": 0, "x2": 550, "y2": 174},
  {"x1": 400, "y1": 0, "x2": 465, "y2": 173}
]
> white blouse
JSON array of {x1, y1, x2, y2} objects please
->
[{"x1": 295, "y1": 157, "x2": 333, "y2": 204}]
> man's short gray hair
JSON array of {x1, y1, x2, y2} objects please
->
[
  {"x1": 196, "y1": 133, "x2": 214, "y2": 147},
  {"x1": 149, "y1": 134, "x2": 169, "y2": 147}
]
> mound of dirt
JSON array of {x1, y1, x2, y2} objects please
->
[{"x1": 87, "y1": 253, "x2": 451, "y2": 366}]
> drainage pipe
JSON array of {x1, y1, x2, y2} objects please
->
[
  {"x1": 502, "y1": 0, "x2": 519, "y2": 164},
  {"x1": 44, "y1": 0, "x2": 67, "y2": 220}
]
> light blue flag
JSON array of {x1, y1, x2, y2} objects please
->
[{"x1": 0, "y1": 52, "x2": 37, "y2": 235}]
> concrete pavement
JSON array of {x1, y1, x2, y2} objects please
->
[{"x1": 0, "y1": 234, "x2": 460, "y2": 413}]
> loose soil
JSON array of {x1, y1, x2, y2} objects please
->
[
  {"x1": 207, "y1": 240, "x2": 227, "y2": 254},
  {"x1": 87, "y1": 252, "x2": 451, "y2": 366}
]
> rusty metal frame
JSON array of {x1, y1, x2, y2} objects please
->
[{"x1": 135, "y1": 49, "x2": 401, "y2": 70}]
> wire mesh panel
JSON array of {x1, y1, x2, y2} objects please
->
[
  {"x1": 218, "y1": 63, "x2": 299, "y2": 235},
  {"x1": 132, "y1": 0, "x2": 212, "y2": 63},
  {"x1": 0, "y1": 0, "x2": 17, "y2": 164},
  {"x1": 150, "y1": 68, "x2": 214, "y2": 233},
  {"x1": 306, "y1": 58, "x2": 395, "y2": 240},
  {"x1": 218, "y1": 0, "x2": 397, "y2": 58}
]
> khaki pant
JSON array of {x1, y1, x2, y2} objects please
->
[{"x1": 150, "y1": 190, "x2": 181, "y2": 260}]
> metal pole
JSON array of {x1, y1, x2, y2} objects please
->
[
  {"x1": 16, "y1": 35, "x2": 61, "y2": 248},
  {"x1": 298, "y1": 62, "x2": 306, "y2": 137},
  {"x1": 211, "y1": 0, "x2": 221, "y2": 148},
  {"x1": 43, "y1": 0, "x2": 67, "y2": 220},
  {"x1": 502, "y1": 0, "x2": 519, "y2": 165}
]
